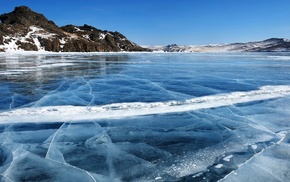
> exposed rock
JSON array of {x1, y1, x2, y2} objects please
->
[
  {"x1": 17, "y1": 41, "x2": 38, "y2": 51},
  {"x1": 60, "y1": 24, "x2": 146, "y2": 52},
  {"x1": 163, "y1": 44, "x2": 180, "y2": 52},
  {"x1": 0, "y1": 6, "x2": 61, "y2": 34},
  {"x1": 0, "y1": 6, "x2": 149, "y2": 52},
  {"x1": 38, "y1": 37, "x2": 61, "y2": 52},
  {"x1": 0, "y1": 34, "x2": 3, "y2": 45}
]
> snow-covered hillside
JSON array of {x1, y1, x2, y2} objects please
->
[
  {"x1": 0, "y1": 26, "x2": 55, "y2": 51},
  {"x1": 148, "y1": 38, "x2": 290, "y2": 52}
]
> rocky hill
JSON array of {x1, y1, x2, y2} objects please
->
[
  {"x1": 149, "y1": 38, "x2": 290, "y2": 52},
  {"x1": 0, "y1": 6, "x2": 148, "y2": 52}
]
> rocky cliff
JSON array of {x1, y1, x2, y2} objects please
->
[{"x1": 0, "y1": 6, "x2": 148, "y2": 52}]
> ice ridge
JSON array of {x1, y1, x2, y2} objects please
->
[{"x1": 1, "y1": 85, "x2": 290, "y2": 123}]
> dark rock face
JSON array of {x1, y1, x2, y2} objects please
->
[
  {"x1": 60, "y1": 24, "x2": 146, "y2": 52},
  {"x1": 0, "y1": 35, "x2": 3, "y2": 49},
  {"x1": 0, "y1": 6, "x2": 148, "y2": 52},
  {"x1": 0, "y1": 6, "x2": 62, "y2": 36},
  {"x1": 164, "y1": 44, "x2": 181, "y2": 52}
]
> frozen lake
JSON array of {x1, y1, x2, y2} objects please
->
[{"x1": 0, "y1": 52, "x2": 290, "y2": 181}]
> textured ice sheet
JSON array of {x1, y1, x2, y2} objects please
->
[
  {"x1": 1, "y1": 52, "x2": 290, "y2": 181},
  {"x1": 221, "y1": 132, "x2": 290, "y2": 182},
  {"x1": 1, "y1": 98, "x2": 290, "y2": 181}
]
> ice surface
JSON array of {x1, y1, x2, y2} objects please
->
[
  {"x1": 0, "y1": 52, "x2": 290, "y2": 181},
  {"x1": 221, "y1": 132, "x2": 290, "y2": 182}
]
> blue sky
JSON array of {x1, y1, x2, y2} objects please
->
[{"x1": 1, "y1": 0, "x2": 290, "y2": 45}]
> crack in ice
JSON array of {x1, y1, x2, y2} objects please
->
[
  {"x1": 45, "y1": 122, "x2": 66, "y2": 160},
  {"x1": 79, "y1": 76, "x2": 95, "y2": 107},
  {"x1": 116, "y1": 75, "x2": 192, "y2": 100},
  {"x1": 9, "y1": 93, "x2": 16, "y2": 110},
  {"x1": 221, "y1": 130, "x2": 288, "y2": 181},
  {"x1": 44, "y1": 122, "x2": 100, "y2": 182},
  {"x1": 0, "y1": 175, "x2": 13, "y2": 182},
  {"x1": 45, "y1": 157, "x2": 97, "y2": 182},
  {"x1": 32, "y1": 79, "x2": 70, "y2": 107}
]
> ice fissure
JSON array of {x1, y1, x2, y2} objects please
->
[{"x1": 79, "y1": 76, "x2": 95, "y2": 107}]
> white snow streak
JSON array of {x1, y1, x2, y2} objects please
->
[
  {"x1": 1, "y1": 85, "x2": 290, "y2": 123},
  {"x1": 99, "y1": 33, "x2": 106, "y2": 40}
]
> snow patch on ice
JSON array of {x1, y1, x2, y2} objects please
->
[
  {"x1": 251, "y1": 145, "x2": 258, "y2": 150},
  {"x1": 215, "y1": 164, "x2": 223, "y2": 168},
  {"x1": 155, "y1": 176, "x2": 162, "y2": 180},
  {"x1": 192, "y1": 172, "x2": 203, "y2": 178},
  {"x1": 223, "y1": 155, "x2": 233, "y2": 162}
]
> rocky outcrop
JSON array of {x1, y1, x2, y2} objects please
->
[
  {"x1": 0, "y1": 6, "x2": 148, "y2": 52},
  {"x1": 0, "y1": 35, "x2": 3, "y2": 52}
]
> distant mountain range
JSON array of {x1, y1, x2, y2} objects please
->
[
  {"x1": 147, "y1": 38, "x2": 290, "y2": 52},
  {"x1": 0, "y1": 6, "x2": 290, "y2": 52},
  {"x1": 0, "y1": 6, "x2": 148, "y2": 52}
]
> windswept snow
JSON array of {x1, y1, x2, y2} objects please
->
[
  {"x1": 82, "y1": 34, "x2": 90, "y2": 40},
  {"x1": 99, "y1": 33, "x2": 106, "y2": 40},
  {"x1": 1, "y1": 36, "x2": 22, "y2": 51},
  {"x1": 74, "y1": 27, "x2": 84, "y2": 32}
]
